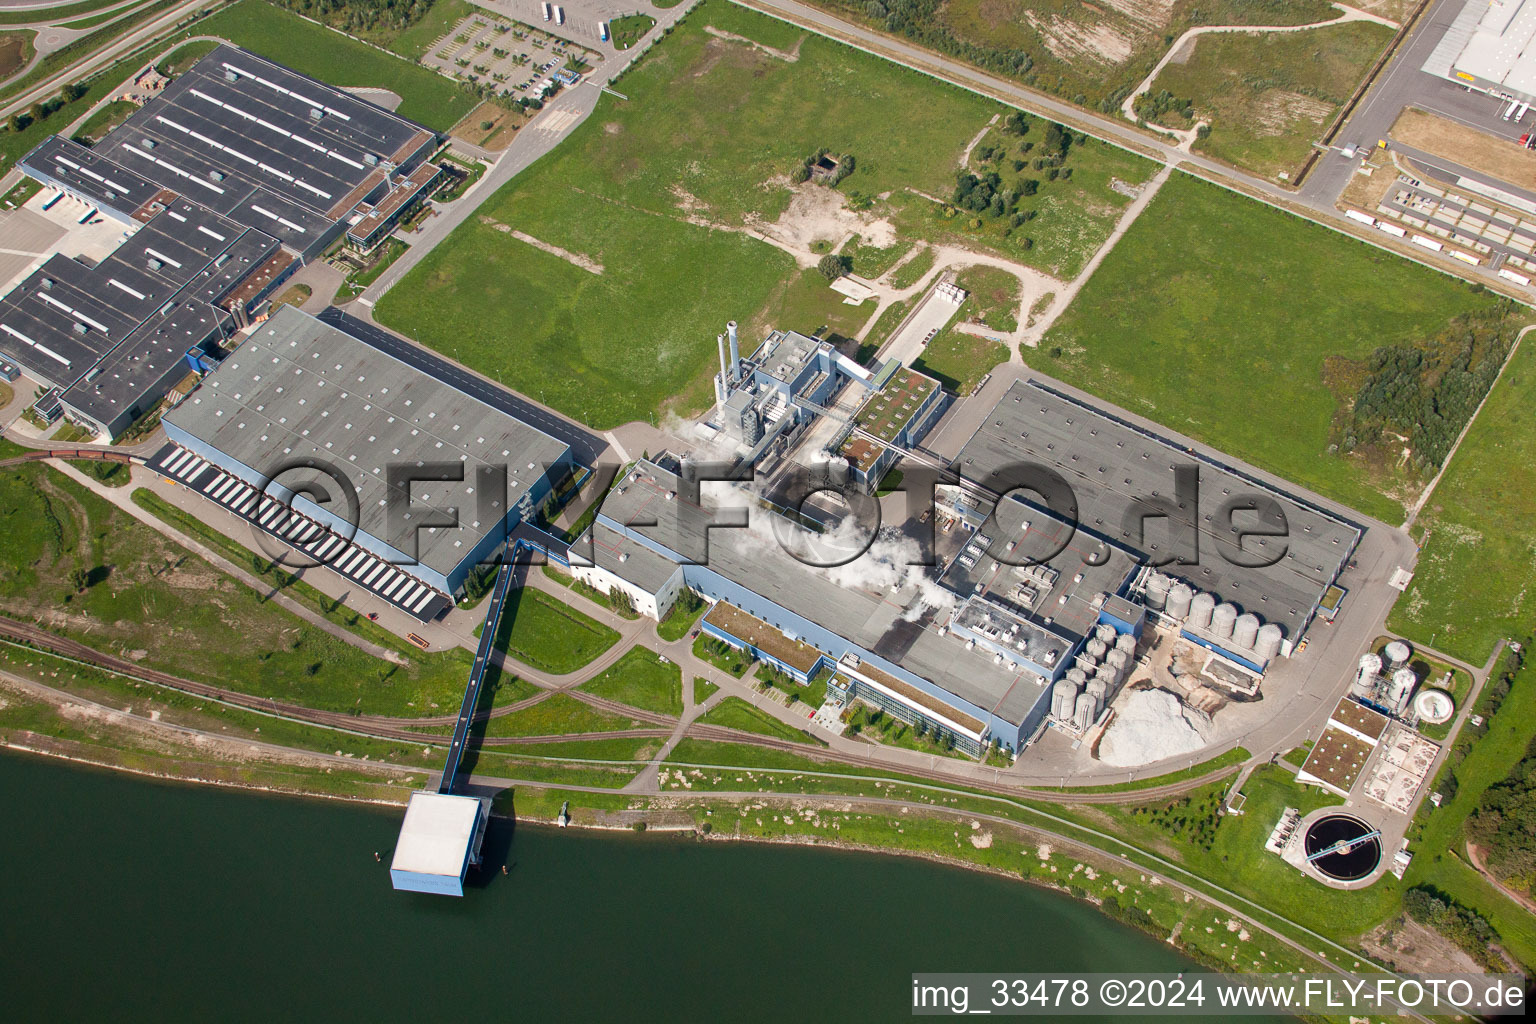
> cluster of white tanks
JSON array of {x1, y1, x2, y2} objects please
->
[
  {"x1": 1141, "y1": 571, "x2": 1283, "y2": 665},
  {"x1": 1051, "y1": 623, "x2": 1137, "y2": 731},
  {"x1": 1353, "y1": 640, "x2": 1418, "y2": 715}
]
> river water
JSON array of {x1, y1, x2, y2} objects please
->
[{"x1": 2, "y1": 751, "x2": 1206, "y2": 1021}]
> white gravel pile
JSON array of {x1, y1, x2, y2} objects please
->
[{"x1": 1098, "y1": 689, "x2": 1211, "y2": 767}]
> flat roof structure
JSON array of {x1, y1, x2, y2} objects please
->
[
  {"x1": 581, "y1": 522, "x2": 683, "y2": 593},
  {"x1": 162, "y1": 305, "x2": 571, "y2": 586},
  {"x1": 597, "y1": 462, "x2": 1047, "y2": 730},
  {"x1": 89, "y1": 45, "x2": 437, "y2": 251},
  {"x1": 1449, "y1": 0, "x2": 1536, "y2": 99},
  {"x1": 0, "y1": 194, "x2": 288, "y2": 435},
  {"x1": 390, "y1": 791, "x2": 484, "y2": 896},
  {"x1": 952, "y1": 380, "x2": 1363, "y2": 640},
  {"x1": 841, "y1": 365, "x2": 940, "y2": 471}
]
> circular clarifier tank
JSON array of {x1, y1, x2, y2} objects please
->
[
  {"x1": 1303, "y1": 815, "x2": 1382, "y2": 882},
  {"x1": 1414, "y1": 688, "x2": 1455, "y2": 725}
]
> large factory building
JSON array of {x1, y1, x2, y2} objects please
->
[
  {"x1": 149, "y1": 306, "x2": 572, "y2": 620},
  {"x1": 574, "y1": 376, "x2": 1363, "y2": 754},
  {"x1": 0, "y1": 45, "x2": 442, "y2": 438},
  {"x1": 1426, "y1": 0, "x2": 1536, "y2": 104}
]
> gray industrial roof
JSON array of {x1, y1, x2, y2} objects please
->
[
  {"x1": 90, "y1": 44, "x2": 436, "y2": 248},
  {"x1": 0, "y1": 195, "x2": 282, "y2": 420},
  {"x1": 598, "y1": 462, "x2": 1048, "y2": 726},
  {"x1": 163, "y1": 305, "x2": 570, "y2": 579},
  {"x1": 1454, "y1": 0, "x2": 1536, "y2": 97},
  {"x1": 23, "y1": 135, "x2": 169, "y2": 220},
  {"x1": 952, "y1": 380, "x2": 1361, "y2": 638},
  {"x1": 940, "y1": 493, "x2": 1139, "y2": 645},
  {"x1": 581, "y1": 522, "x2": 684, "y2": 592}
]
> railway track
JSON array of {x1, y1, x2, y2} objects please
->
[{"x1": 0, "y1": 615, "x2": 1238, "y2": 804}]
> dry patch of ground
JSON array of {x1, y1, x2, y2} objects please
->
[
  {"x1": 478, "y1": 216, "x2": 605, "y2": 274},
  {"x1": 1391, "y1": 107, "x2": 1536, "y2": 191},
  {"x1": 1023, "y1": 11, "x2": 1135, "y2": 64},
  {"x1": 1250, "y1": 90, "x2": 1333, "y2": 137},
  {"x1": 1360, "y1": 916, "x2": 1484, "y2": 974},
  {"x1": 703, "y1": 24, "x2": 802, "y2": 61},
  {"x1": 753, "y1": 183, "x2": 900, "y2": 252},
  {"x1": 451, "y1": 101, "x2": 528, "y2": 152}
]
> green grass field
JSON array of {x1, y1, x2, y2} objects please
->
[
  {"x1": 378, "y1": 0, "x2": 1151, "y2": 428},
  {"x1": 577, "y1": 647, "x2": 683, "y2": 717},
  {"x1": 476, "y1": 692, "x2": 641, "y2": 738},
  {"x1": 696, "y1": 696, "x2": 809, "y2": 741},
  {"x1": 955, "y1": 264, "x2": 1022, "y2": 332},
  {"x1": 912, "y1": 329, "x2": 1007, "y2": 395},
  {"x1": 1150, "y1": 22, "x2": 1394, "y2": 179},
  {"x1": 1040, "y1": 173, "x2": 1500, "y2": 523},
  {"x1": 189, "y1": 1, "x2": 475, "y2": 130},
  {"x1": 812, "y1": 0, "x2": 1336, "y2": 114},
  {"x1": 127, "y1": 487, "x2": 473, "y2": 714},
  {"x1": 487, "y1": 586, "x2": 618, "y2": 674},
  {"x1": 1389, "y1": 336, "x2": 1536, "y2": 663},
  {"x1": 1405, "y1": 659, "x2": 1536, "y2": 968}
]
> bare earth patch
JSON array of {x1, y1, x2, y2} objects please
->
[
  {"x1": 703, "y1": 24, "x2": 802, "y2": 62},
  {"x1": 477, "y1": 216, "x2": 604, "y2": 274},
  {"x1": 1024, "y1": 11, "x2": 1136, "y2": 64},
  {"x1": 1391, "y1": 106, "x2": 1536, "y2": 191},
  {"x1": 1250, "y1": 90, "x2": 1333, "y2": 138},
  {"x1": 754, "y1": 183, "x2": 900, "y2": 251}
]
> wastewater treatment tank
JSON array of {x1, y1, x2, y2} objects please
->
[
  {"x1": 1414, "y1": 688, "x2": 1455, "y2": 725},
  {"x1": 1303, "y1": 815, "x2": 1382, "y2": 882}
]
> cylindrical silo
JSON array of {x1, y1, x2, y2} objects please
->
[
  {"x1": 1144, "y1": 571, "x2": 1170, "y2": 611},
  {"x1": 1106, "y1": 648, "x2": 1131, "y2": 674},
  {"x1": 1094, "y1": 661, "x2": 1117, "y2": 684},
  {"x1": 1390, "y1": 667, "x2": 1416, "y2": 704},
  {"x1": 1210, "y1": 602, "x2": 1237, "y2": 640},
  {"x1": 1052, "y1": 678, "x2": 1078, "y2": 719},
  {"x1": 1384, "y1": 640, "x2": 1411, "y2": 670},
  {"x1": 1086, "y1": 638, "x2": 1108, "y2": 661},
  {"x1": 1233, "y1": 613, "x2": 1260, "y2": 650},
  {"x1": 1095, "y1": 623, "x2": 1118, "y2": 645},
  {"x1": 1075, "y1": 652, "x2": 1097, "y2": 675},
  {"x1": 1167, "y1": 582, "x2": 1193, "y2": 619},
  {"x1": 1066, "y1": 666, "x2": 1087, "y2": 687},
  {"x1": 1073, "y1": 692, "x2": 1098, "y2": 731},
  {"x1": 1189, "y1": 591, "x2": 1215, "y2": 630},
  {"x1": 1115, "y1": 632, "x2": 1137, "y2": 655},
  {"x1": 1085, "y1": 677, "x2": 1108, "y2": 702},
  {"x1": 1255, "y1": 623, "x2": 1283, "y2": 663}
]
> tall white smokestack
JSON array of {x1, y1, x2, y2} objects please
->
[
  {"x1": 727, "y1": 320, "x2": 740, "y2": 382},
  {"x1": 716, "y1": 333, "x2": 730, "y2": 404}
]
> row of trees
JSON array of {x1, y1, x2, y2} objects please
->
[
  {"x1": 5, "y1": 82, "x2": 87, "y2": 135},
  {"x1": 1340, "y1": 304, "x2": 1521, "y2": 473},
  {"x1": 274, "y1": 0, "x2": 440, "y2": 38},
  {"x1": 1402, "y1": 887, "x2": 1504, "y2": 971},
  {"x1": 1464, "y1": 736, "x2": 1536, "y2": 900}
]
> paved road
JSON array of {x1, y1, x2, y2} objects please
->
[
  {"x1": 0, "y1": 0, "x2": 221, "y2": 120},
  {"x1": 1300, "y1": 0, "x2": 1512, "y2": 207},
  {"x1": 358, "y1": 0, "x2": 700, "y2": 306}
]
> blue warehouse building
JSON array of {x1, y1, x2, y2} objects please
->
[{"x1": 155, "y1": 305, "x2": 572, "y2": 618}]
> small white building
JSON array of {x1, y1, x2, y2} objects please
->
[
  {"x1": 390, "y1": 792, "x2": 488, "y2": 896},
  {"x1": 569, "y1": 523, "x2": 685, "y2": 621}
]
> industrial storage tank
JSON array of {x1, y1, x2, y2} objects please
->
[
  {"x1": 1210, "y1": 602, "x2": 1238, "y2": 639},
  {"x1": 1094, "y1": 662, "x2": 1118, "y2": 685},
  {"x1": 1095, "y1": 623, "x2": 1118, "y2": 645},
  {"x1": 1233, "y1": 613, "x2": 1261, "y2": 650},
  {"x1": 1085, "y1": 677, "x2": 1108, "y2": 701},
  {"x1": 1052, "y1": 679, "x2": 1079, "y2": 720},
  {"x1": 1086, "y1": 638, "x2": 1108, "y2": 661},
  {"x1": 1073, "y1": 692, "x2": 1098, "y2": 732},
  {"x1": 1115, "y1": 632, "x2": 1137, "y2": 655},
  {"x1": 1255, "y1": 623, "x2": 1283, "y2": 663},
  {"x1": 1166, "y1": 583, "x2": 1193, "y2": 619},
  {"x1": 1389, "y1": 667, "x2": 1417, "y2": 704},
  {"x1": 1414, "y1": 688, "x2": 1454, "y2": 725},
  {"x1": 1066, "y1": 667, "x2": 1088, "y2": 688},
  {"x1": 1144, "y1": 572, "x2": 1170, "y2": 611},
  {"x1": 1106, "y1": 648, "x2": 1131, "y2": 673},
  {"x1": 1358, "y1": 652, "x2": 1382, "y2": 679},
  {"x1": 1384, "y1": 640, "x2": 1411, "y2": 670},
  {"x1": 1188, "y1": 591, "x2": 1215, "y2": 630}
]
